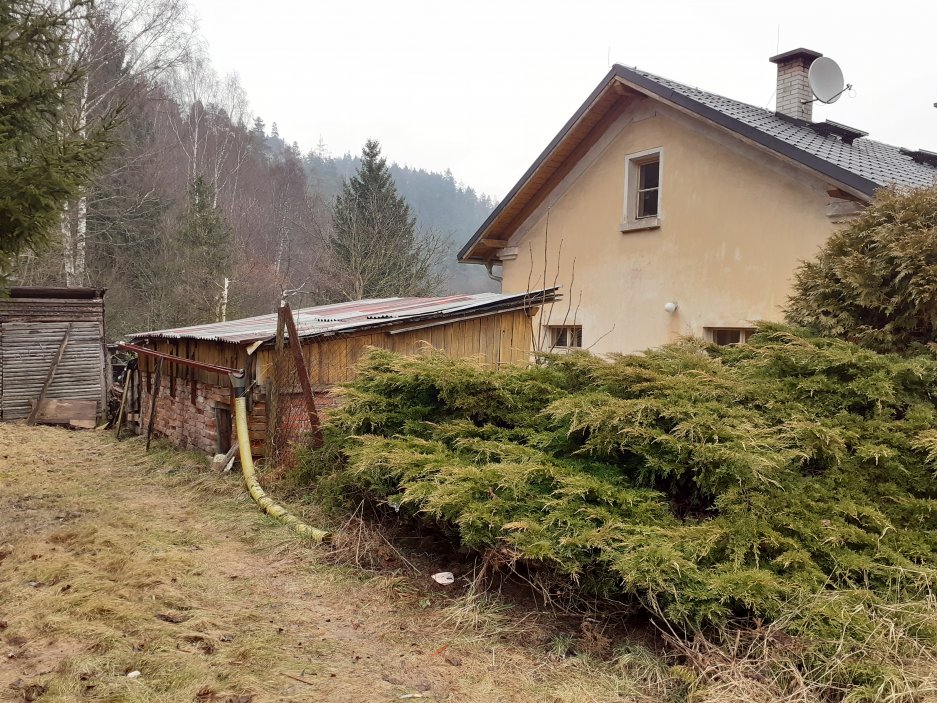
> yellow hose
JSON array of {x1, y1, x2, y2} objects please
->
[{"x1": 234, "y1": 396, "x2": 329, "y2": 543}]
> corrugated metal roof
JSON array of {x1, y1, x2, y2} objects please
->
[{"x1": 128, "y1": 289, "x2": 557, "y2": 344}]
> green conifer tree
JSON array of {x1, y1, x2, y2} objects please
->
[
  {"x1": 0, "y1": 0, "x2": 112, "y2": 280},
  {"x1": 328, "y1": 139, "x2": 442, "y2": 300},
  {"x1": 787, "y1": 186, "x2": 937, "y2": 352},
  {"x1": 174, "y1": 176, "x2": 230, "y2": 322}
]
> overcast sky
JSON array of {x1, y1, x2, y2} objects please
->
[{"x1": 189, "y1": 0, "x2": 936, "y2": 199}]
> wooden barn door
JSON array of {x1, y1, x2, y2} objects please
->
[{"x1": 0, "y1": 321, "x2": 104, "y2": 422}]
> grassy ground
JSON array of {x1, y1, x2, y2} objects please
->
[{"x1": 0, "y1": 423, "x2": 660, "y2": 703}]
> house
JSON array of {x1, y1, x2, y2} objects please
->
[
  {"x1": 459, "y1": 49, "x2": 937, "y2": 353},
  {"x1": 125, "y1": 289, "x2": 554, "y2": 455},
  {"x1": 0, "y1": 287, "x2": 108, "y2": 426}
]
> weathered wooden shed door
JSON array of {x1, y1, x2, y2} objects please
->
[{"x1": 0, "y1": 321, "x2": 104, "y2": 421}]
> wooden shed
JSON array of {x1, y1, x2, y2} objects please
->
[
  {"x1": 125, "y1": 289, "x2": 556, "y2": 456},
  {"x1": 0, "y1": 287, "x2": 107, "y2": 425}
]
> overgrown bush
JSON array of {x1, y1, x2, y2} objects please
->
[
  {"x1": 787, "y1": 186, "x2": 937, "y2": 352},
  {"x1": 298, "y1": 328, "x2": 937, "y2": 697}
]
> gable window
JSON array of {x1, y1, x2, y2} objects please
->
[
  {"x1": 546, "y1": 325, "x2": 583, "y2": 351},
  {"x1": 637, "y1": 160, "x2": 660, "y2": 218},
  {"x1": 706, "y1": 327, "x2": 755, "y2": 346},
  {"x1": 621, "y1": 148, "x2": 663, "y2": 233}
]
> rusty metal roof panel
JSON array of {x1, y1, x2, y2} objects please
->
[{"x1": 128, "y1": 290, "x2": 557, "y2": 344}]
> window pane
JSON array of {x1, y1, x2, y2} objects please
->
[
  {"x1": 713, "y1": 329, "x2": 742, "y2": 346},
  {"x1": 638, "y1": 189, "x2": 658, "y2": 218},
  {"x1": 549, "y1": 326, "x2": 582, "y2": 348},
  {"x1": 639, "y1": 160, "x2": 659, "y2": 189}
]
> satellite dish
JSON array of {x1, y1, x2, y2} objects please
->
[{"x1": 808, "y1": 57, "x2": 846, "y2": 104}]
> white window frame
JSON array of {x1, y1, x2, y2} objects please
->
[
  {"x1": 545, "y1": 325, "x2": 583, "y2": 352},
  {"x1": 704, "y1": 327, "x2": 756, "y2": 346},
  {"x1": 620, "y1": 147, "x2": 663, "y2": 233}
]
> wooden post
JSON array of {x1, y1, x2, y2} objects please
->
[
  {"x1": 282, "y1": 303, "x2": 324, "y2": 448},
  {"x1": 265, "y1": 305, "x2": 287, "y2": 460},
  {"x1": 114, "y1": 377, "x2": 128, "y2": 440},
  {"x1": 28, "y1": 322, "x2": 72, "y2": 425},
  {"x1": 145, "y1": 358, "x2": 163, "y2": 451}
]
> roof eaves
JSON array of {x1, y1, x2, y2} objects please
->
[
  {"x1": 253, "y1": 288, "x2": 560, "y2": 348},
  {"x1": 130, "y1": 289, "x2": 560, "y2": 346},
  {"x1": 457, "y1": 66, "x2": 625, "y2": 264},
  {"x1": 459, "y1": 64, "x2": 881, "y2": 263}
]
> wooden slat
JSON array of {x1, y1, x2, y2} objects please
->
[
  {"x1": 2, "y1": 321, "x2": 102, "y2": 421},
  {"x1": 32, "y1": 398, "x2": 96, "y2": 428}
]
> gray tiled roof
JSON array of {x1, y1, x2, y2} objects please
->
[
  {"x1": 459, "y1": 63, "x2": 937, "y2": 262},
  {"x1": 629, "y1": 67, "x2": 937, "y2": 191}
]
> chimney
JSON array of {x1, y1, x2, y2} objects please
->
[{"x1": 769, "y1": 48, "x2": 822, "y2": 122}]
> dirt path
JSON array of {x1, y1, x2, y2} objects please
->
[{"x1": 0, "y1": 424, "x2": 633, "y2": 703}]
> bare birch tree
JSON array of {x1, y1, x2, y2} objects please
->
[{"x1": 58, "y1": 0, "x2": 192, "y2": 286}]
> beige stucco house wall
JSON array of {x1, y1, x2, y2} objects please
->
[
  {"x1": 499, "y1": 98, "x2": 836, "y2": 354},
  {"x1": 461, "y1": 55, "x2": 937, "y2": 355}
]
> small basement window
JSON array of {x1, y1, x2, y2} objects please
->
[
  {"x1": 547, "y1": 325, "x2": 583, "y2": 350},
  {"x1": 706, "y1": 328, "x2": 755, "y2": 346},
  {"x1": 621, "y1": 148, "x2": 663, "y2": 233}
]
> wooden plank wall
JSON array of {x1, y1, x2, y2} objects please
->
[
  {"x1": 136, "y1": 338, "x2": 245, "y2": 389},
  {"x1": 253, "y1": 309, "x2": 533, "y2": 387},
  {"x1": 133, "y1": 309, "x2": 534, "y2": 452},
  {"x1": 136, "y1": 309, "x2": 534, "y2": 392},
  {"x1": 0, "y1": 297, "x2": 106, "y2": 421}
]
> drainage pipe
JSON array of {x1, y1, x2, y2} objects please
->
[{"x1": 231, "y1": 375, "x2": 329, "y2": 543}]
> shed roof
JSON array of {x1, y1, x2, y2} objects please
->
[
  {"x1": 7, "y1": 287, "x2": 105, "y2": 300},
  {"x1": 459, "y1": 63, "x2": 937, "y2": 263},
  {"x1": 129, "y1": 289, "x2": 557, "y2": 345}
]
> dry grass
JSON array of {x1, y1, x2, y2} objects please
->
[
  {"x1": 3, "y1": 424, "x2": 934, "y2": 703},
  {"x1": 0, "y1": 423, "x2": 669, "y2": 702}
]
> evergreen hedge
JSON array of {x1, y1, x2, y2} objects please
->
[
  {"x1": 298, "y1": 327, "x2": 937, "y2": 695},
  {"x1": 787, "y1": 186, "x2": 937, "y2": 353}
]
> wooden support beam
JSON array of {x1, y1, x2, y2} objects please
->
[
  {"x1": 145, "y1": 358, "x2": 163, "y2": 451},
  {"x1": 282, "y1": 302, "x2": 324, "y2": 448},
  {"x1": 114, "y1": 379, "x2": 128, "y2": 440},
  {"x1": 27, "y1": 322, "x2": 72, "y2": 425},
  {"x1": 265, "y1": 305, "x2": 287, "y2": 461}
]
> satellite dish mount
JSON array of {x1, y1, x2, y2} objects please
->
[{"x1": 807, "y1": 56, "x2": 851, "y2": 104}]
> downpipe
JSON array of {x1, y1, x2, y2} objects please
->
[{"x1": 230, "y1": 372, "x2": 329, "y2": 543}]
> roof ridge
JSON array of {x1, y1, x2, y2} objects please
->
[
  {"x1": 624, "y1": 65, "x2": 777, "y2": 116},
  {"x1": 625, "y1": 64, "x2": 913, "y2": 151}
]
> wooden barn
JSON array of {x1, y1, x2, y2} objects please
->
[
  {"x1": 0, "y1": 287, "x2": 108, "y2": 426},
  {"x1": 124, "y1": 289, "x2": 556, "y2": 456}
]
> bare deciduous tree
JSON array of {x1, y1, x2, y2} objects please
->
[{"x1": 58, "y1": 0, "x2": 193, "y2": 286}]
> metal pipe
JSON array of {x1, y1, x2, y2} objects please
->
[{"x1": 117, "y1": 342, "x2": 243, "y2": 377}]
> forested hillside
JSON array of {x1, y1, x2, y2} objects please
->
[{"x1": 10, "y1": 1, "x2": 496, "y2": 340}]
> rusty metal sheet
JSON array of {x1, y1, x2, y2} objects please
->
[{"x1": 128, "y1": 289, "x2": 558, "y2": 345}]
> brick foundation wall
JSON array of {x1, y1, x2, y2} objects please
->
[
  {"x1": 139, "y1": 376, "x2": 237, "y2": 454},
  {"x1": 138, "y1": 375, "x2": 340, "y2": 457}
]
